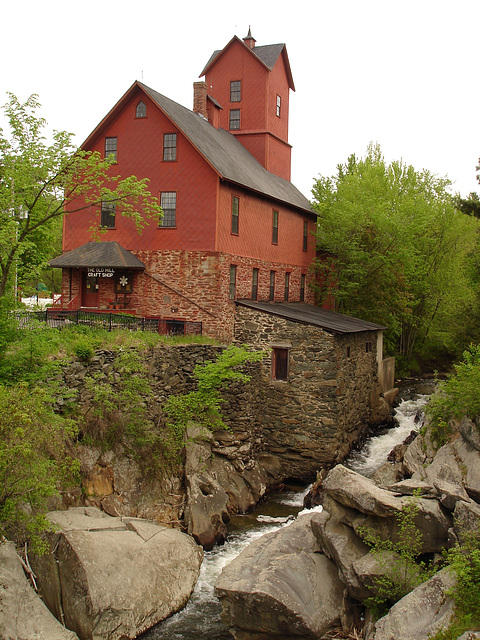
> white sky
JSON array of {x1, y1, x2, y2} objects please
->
[{"x1": 2, "y1": 0, "x2": 479, "y2": 199}]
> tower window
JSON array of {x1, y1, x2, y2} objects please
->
[
  {"x1": 229, "y1": 109, "x2": 240, "y2": 130},
  {"x1": 303, "y1": 221, "x2": 308, "y2": 251},
  {"x1": 276, "y1": 95, "x2": 281, "y2": 117},
  {"x1": 230, "y1": 81, "x2": 241, "y2": 102}
]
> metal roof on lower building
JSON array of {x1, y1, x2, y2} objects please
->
[
  {"x1": 48, "y1": 242, "x2": 146, "y2": 269},
  {"x1": 236, "y1": 300, "x2": 386, "y2": 334}
]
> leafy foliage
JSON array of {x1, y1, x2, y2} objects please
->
[
  {"x1": 312, "y1": 143, "x2": 478, "y2": 364},
  {"x1": 426, "y1": 344, "x2": 480, "y2": 447},
  {"x1": 359, "y1": 494, "x2": 433, "y2": 619},
  {"x1": 429, "y1": 529, "x2": 480, "y2": 640},
  {"x1": 163, "y1": 345, "x2": 265, "y2": 457},
  {"x1": 0, "y1": 93, "x2": 162, "y2": 301},
  {"x1": 0, "y1": 383, "x2": 79, "y2": 552}
]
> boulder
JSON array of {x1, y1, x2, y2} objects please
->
[
  {"x1": 352, "y1": 549, "x2": 423, "y2": 605},
  {"x1": 402, "y1": 431, "x2": 436, "y2": 477},
  {"x1": 0, "y1": 540, "x2": 79, "y2": 640},
  {"x1": 215, "y1": 513, "x2": 345, "y2": 639},
  {"x1": 369, "y1": 568, "x2": 456, "y2": 640},
  {"x1": 323, "y1": 465, "x2": 452, "y2": 553},
  {"x1": 32, "y1": 507, "x2": 203, "y2": 640},
  {"x1": 458, "y1": 415, "x2": 480, "y2": 451},
  {"x1": 184, "y1": 425, "x2": 271, "y2": 549},
  {"x1": 453, "y1": 499, "x2": 480, "y2": 544},
  {"x1": 310, "y1": 510, "x2": 371, "y2": 601}
]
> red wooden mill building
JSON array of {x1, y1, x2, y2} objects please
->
[{"x1": 50, "y1": 29, "x2": 318, "y2": 340}]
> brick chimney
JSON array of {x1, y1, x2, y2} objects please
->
[
  {"x1": 243, "y1": 26, "x2": 256, "y2": 50},
  {"x1": 193, "y1": 81, "x2": 208, "y2": 119}
]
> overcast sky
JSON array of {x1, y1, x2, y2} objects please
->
[{"x1": 2, "y1": 0, "x2": 479, "y2": 199}]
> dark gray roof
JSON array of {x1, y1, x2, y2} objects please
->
[
  {"x1": 48, "y1": 242, "x2": 146, "y2": 269},
  {"x1": 202, "y1": 43, "x2": 286, "y2": 75},
  {"x1": 139, "y1": 82, "x2": 314, "y2": 215},
  {"x1": 236, "y1": 300, "x2": 386, "y2": 334}
]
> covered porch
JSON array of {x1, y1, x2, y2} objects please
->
[{"x1": 49, "y1": 241, "x2": 146, "y2": 314}]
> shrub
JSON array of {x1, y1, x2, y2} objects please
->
[
  {"x1": 359, "y1": 493, "x2": 434, "y2": 619},
  {"x1": 163, "y1": 345, "x2": 265, "y2": 457},
  {"x1": 426, "y1": 344, "x2": 480, "y2": 447},
  {"x1": 0, "y1": 383, "x2": 79, "y2": 552}
]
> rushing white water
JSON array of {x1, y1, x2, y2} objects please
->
[
  {"x1": 347, "y1": 390, "x2": 430, "y2": 478},
  {"x1": 142, "y1": 386, "x2": 431, "y2": 639},
  {"x1": 142, "y1": 485, "x2": 310, "y2": 640}
]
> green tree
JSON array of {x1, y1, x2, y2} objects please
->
[
  {"x1": 0, "y1": 93, "x2": 162, "y2": 301},
  {"x1": 312, "y1": 143, "x2": 477, "y2": 363},
  {"x1": 0, "y1": 383, "x2": 79, "y2": 551}
]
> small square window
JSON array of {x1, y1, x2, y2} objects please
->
[
  {"x1": 230, "y1": 81, "x2": 241, "y2": 102},
  {"x1": 115, "y1": 271, "x2": 133, "y2": 294},
  {"x1": 229, "y1": 109, "x2": 240, "y2": 130},
  {"x1": 105, "y1": 137, "x2": 117, "y2": 162},
  {"x1": 163, "y1": 133, "x2": 177, "y2": 161},
  {"x1": 101, "y1": 201, "x2": 116, "y2": 228},
  {"x1": 231, "y1": 196, "x2": 239, "y2": 234},
  {"x1": 160, "y1": 192, "x2": 176, "y2": 227}
]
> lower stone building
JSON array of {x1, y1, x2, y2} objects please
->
[{"x1": 234, "y1": 300, "x2": 392, "y2": 478}]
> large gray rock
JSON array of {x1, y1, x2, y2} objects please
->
[
  {"x1": 184, "y1": 425, "x2": 271, "y2": 549},
  {"x1": 32, "y1": 507, "x2": 203, "y2": 640},
  {"x1": 370, "y1": 567, "x2": 456, "y2": 640},
  {"x1": 352, "y1": 549, "x2": 423, "y2": 605},
  {"x1": 412, "y1": 437, "x2": 480, "y2": 503},
  {"x1": 310, "y1": 510, "x2": 371, "y2": 601},
  {"x1": 322, "y1": 465, "x2": 452, "y2": 553},
  {"x1": 215, "y1": 513, "x2": 345, "y2": 639},
  {"x1": 323, "y1": 465, "x2": 400, "y2": 517},
  {"x1": 0, "y1": 541, "x2": 79, "y2": 640}
]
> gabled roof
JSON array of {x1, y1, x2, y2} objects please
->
[
  {"x1": 83, "y1": 81, "x2": 315, "y2": 216},
  {"x1": 49, "y1": 242, "x2": 146, "y2": 269},
  {"x1": 200, "y1": 36, "x2": 295, "y2": 91},
  {"x1": 236, "y1": 300, "x2": 386, "y2": 335}
]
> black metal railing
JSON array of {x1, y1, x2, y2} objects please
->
[{"x1": 13, "y1": 309, "x2": 202, "y2": 336}]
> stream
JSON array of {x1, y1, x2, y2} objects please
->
[{"x1": 142, "y1": 382, "x2": 432, "y2": 640}]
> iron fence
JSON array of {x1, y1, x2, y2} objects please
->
[{"x1": 13, "y1": 309, "x2": 202, "y2": 336}]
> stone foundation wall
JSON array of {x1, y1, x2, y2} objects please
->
[{"x1": 234, "y1": 305, "x2": 380, "y2": 478}]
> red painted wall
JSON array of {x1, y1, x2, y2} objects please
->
[
  {"x1": 217, "y1": 183, "x2": 316, "y2": 268},
  {"x1": 63, "y1": 87, "x2": 219, "y2": 253},
  {"x1": 203, "y1": 39, "x2": 292, "y2": 179}
]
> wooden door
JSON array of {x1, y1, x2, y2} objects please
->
[{"x1": 82, "y1": 273, "x2": 99, "y2": 307}]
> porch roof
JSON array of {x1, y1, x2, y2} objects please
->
[
  {"x1": 236, "y1": 300, "x2": 386, "y2": 335},
  {"x1": 48, "y1": 242, "x2": 146, "y2": 269}
]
